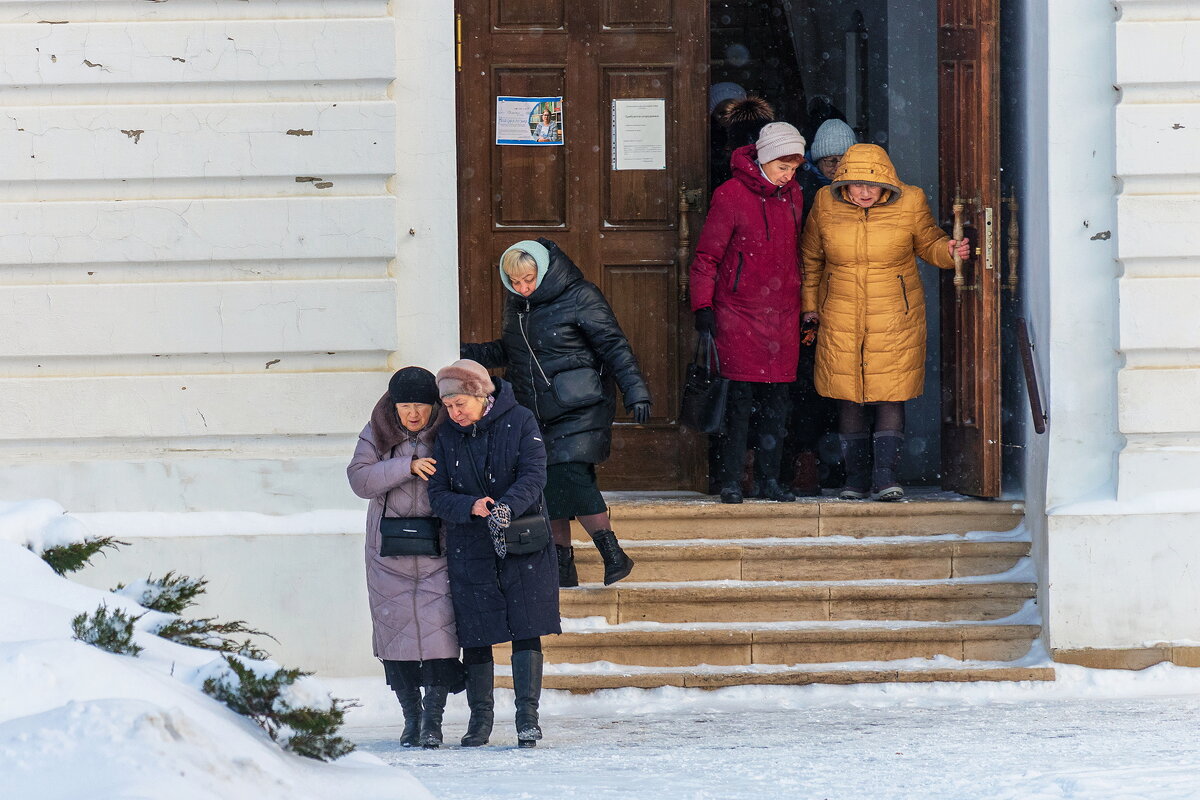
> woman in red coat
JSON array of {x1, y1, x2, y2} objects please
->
[{"x1": 690, "y1": 122, "x2": 806, "y2": 504}]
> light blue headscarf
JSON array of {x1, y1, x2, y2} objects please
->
[{"x1": 498, "y1": 240, "x2": 550, "y2": 295}]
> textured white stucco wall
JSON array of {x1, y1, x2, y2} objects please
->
[
  {"x1": 1046, "y1": 0, "x2": 1200, "y2": 650},
  {"x1": 0, "y1": 1, "x2": 458, "y2": 517}
]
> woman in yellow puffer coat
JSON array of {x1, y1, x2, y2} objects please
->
[{"x1": 800, "y1": 144, "x2": 970, "y2": 501}]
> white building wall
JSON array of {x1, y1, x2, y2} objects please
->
[
  {"x1": 1046, "y1": 0, "x2": 1200, "y2": 651},
  {"x1": 0, "y1": 0, "x2": 458, "y2": 516}
]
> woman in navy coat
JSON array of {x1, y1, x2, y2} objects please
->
[{"x1": 427, "y1": 359, "x2": 560, "y2": 748}]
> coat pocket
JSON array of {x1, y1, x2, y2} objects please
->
[
  {"x1": 731, "y1": 252, "x2": 745, "y2": 293},
  {"x1": 898, "y1": 275, "x2": 910, "y2": 313},
  {"x1": 819, "y1": 271, "x2": 832, "y2": 311}
]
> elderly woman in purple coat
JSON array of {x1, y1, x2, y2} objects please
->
[{"x1": 347, "y1": 366, "x2": 464, "y2": 749}]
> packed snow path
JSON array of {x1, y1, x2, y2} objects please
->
[{"x1": 348, "y1": 682, "x2": 1200, "y2": 800}]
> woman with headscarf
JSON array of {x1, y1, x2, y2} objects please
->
[
  {"x1": 462, "y1": 239, "x2": 651, "y2": 588},
  {"x1": 427, "y1": 359, "x2": 560, "y2": 748},
  {"x1": 801, "y1": 143, "x2": 970, "y2": 500},
  {"x1": 346, "y1": 366, "x2": 463, "y2": 749}
]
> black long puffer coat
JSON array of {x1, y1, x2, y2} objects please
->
[
  {"x1": 463, "y1": 238, "x2": 651, "y2": 465},
  {"x1": 426, "y1": 377, "x2": 561, "y2": 648}
]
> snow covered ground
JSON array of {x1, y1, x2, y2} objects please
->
[
  {"x1": 0, "y1": 500, "x2": 431, "y2": 800},
  {"x1": 340, "y1": 664, "x2": 1200, "y2": 800}
]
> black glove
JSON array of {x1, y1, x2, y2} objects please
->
[
  {"x1": 694, "y1": 307, "x2": 716, "y2": 336},
  {"x1": 629, "y1": 402, "x2": 652, "y2": 425}
]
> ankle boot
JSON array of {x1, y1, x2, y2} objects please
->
[
  {"x1": 395, "y1": 687, "x2": 422, "y2": 747},
  {"x1": 838, "y1": 433, "x2": 871, "y2": 499},
  {"x1": 871, "y1": 432, "x2": 905, "y2": 501},
  {"x1": 460, "y1": 661, "x2": 495, "y2": 747},
  {"x1": 418, "y1": 685, "x2": 448, "y2": 748},
  {"x1": 556, "y1": 545, "x2": 578, "y2": 588},
  {"x1": 589, "y1": 530, "x2": 634, "y2": 585},
  {"x1": 511, "y1": 650, "x2": 544, "y2": 748},
  {"x1": 790, "y1": 450, "x2": 821, "y2": 497},
  {"x1": 759, "y1": 478, "x2": 796, "y2": 502}
]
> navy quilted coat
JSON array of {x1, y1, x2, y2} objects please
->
[{"x1": 427, "y1": 377, "x2": 561, "y2": 648}]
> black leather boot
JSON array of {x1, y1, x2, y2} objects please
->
[
  {"x1": 511, "y1": 650, "x2": 544, "y2": 748},
  {"x1": 871, "y1": 432, "x2": 906, "y2": 501},
  {"x1": 460, "y1": 661, "x2": 495, "y2": 747},
  {"x1": 838, "y1": 433, "x2": 871, "y2": 499},
  {"x1": 556, "y1": 545, "x2": 579, "y2": 588},
  {"x1": 418, "y1": 685, "x2": 448, "y2": 748},
  {"x1": 589, "y1": 529, "x2": 634, "y2": 585},
  {"x1": 395, "y1": 687, "x2": 421, "y2": 747},
  {"x1": 759, "y1": 478, "x2": 797, "y2": 502}
]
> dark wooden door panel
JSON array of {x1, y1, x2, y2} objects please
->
[
  {"x1": 938, "y1": 0, "x2": 1001, "y2": 497},
  {"x1": 457, "y1": 0, "x2": 707, "y2": 490}
]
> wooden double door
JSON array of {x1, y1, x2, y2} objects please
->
[{"x1": 455, "y1": 0, "x2": 1003, "y2": 497}]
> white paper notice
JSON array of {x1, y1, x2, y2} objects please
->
[{"x1": 611, "y1": 99, "x2": 666, "y2": 170}]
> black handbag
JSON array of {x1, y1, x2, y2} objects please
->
[
  {"x1": 503, "y1": 503, "x2": 552, "y2": 555},
  {"x1": 550, "y1": 366, "x2": 604, "y2": 409},
  {"x1": 378, "y1": 512, "x2": 442, "y2": 557},
  {"x1": 679, "y1": 332, "x2": 730, "y2": 434}
]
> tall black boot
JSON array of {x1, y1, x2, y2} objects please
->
[
  {"x1": 589, "y1": 530, "x2": 634, "y2": 585},
  {"x1": 418, "y1": 685, "x2": 448, "y2": 748},
  {"x1": 511, "y1": 650, "x2": 544, "y2": 748},
  {"x1": 556, "y1": 545, "x2": 579, "y2": 588},
  {"x1": 838, "y1": 433, "x2": 871, "y2": 500},
  {"x1": 395, "y1": 687, "x2": 421, "y2": 747},
  {"x1": 460, "y1": 661, "x2": 495, "y2": 747},
  {"x1": 871, "y1": 432, "x2": 906, "y2": 501}
]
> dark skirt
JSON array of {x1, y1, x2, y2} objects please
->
[
  {"x1": 382, "y1": 657, "x2": 465, "y2": 693},
  {"x1": 544, "y1": 461, "x2": 607, "y2": 519}
]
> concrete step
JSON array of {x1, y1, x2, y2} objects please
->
[
  {"x1": 496, "y1": 663, "x2": 1056, "y2": 691},
  {"x1": 580, "y1": 494, "x2": 1024, "y2": 541},
  {"x1": 495, "y1": 622, "x2": 1040, "y2": 668},
  {"x1": 571, "y1": 538, "x2": 1029, "y2": 583},
  {"x1": 560, "y1": 580, "x2": 1037, "y2": 624}
]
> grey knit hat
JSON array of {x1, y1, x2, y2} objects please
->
[
  {"x1": 755, "y1": 122, "x2": 806, "y2": 164},
  {"x1": 436, "y1": 359, "x2": 495, "y2": 398},
  {"x1": 809, "y1": 119, "x2": 858, "y2": 163}
]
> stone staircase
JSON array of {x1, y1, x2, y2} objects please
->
[{"x1": 496, "y1": 493, "x2": 1054, "y2": 691}]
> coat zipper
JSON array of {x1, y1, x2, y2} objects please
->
[
  {"x1": 761, "y1": 197, "x2": 770, "y2": 241},
  {"x1": 820, "y1": 272, "x2": 832, "y2": 311},
  {"x1": 517, "y1": 306, "x2": 549, "y2": 418},
  {"x1": 899, "y1": 275, "x2": 910, "y2": 312},
  {"x1": 732, "y1": 252, "x2": 744, "y2": 293}
]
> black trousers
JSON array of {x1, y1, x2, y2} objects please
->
[
  {"x1": 780, "y1": 343, "x2": 838, "y2": 482},
  {"x1": 717, "y1": 381, "x2": 790, "y2": 486}
]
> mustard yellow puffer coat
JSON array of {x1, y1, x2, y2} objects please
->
[{"x1": 800, "y1": 144, "x2": 955, "y2": 403}]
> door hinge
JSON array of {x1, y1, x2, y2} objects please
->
[{"x1": 456, "y1": 13, "x2": 463, "y2": 72}]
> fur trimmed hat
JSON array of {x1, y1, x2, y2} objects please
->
[
  {"x1": 720, "y1": 96, "x2": 776, "y2": 150},
  {"x1": 436, "y1": 359, "x2": 495, "y2": 398}
]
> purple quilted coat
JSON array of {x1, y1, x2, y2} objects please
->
[{"x1": 347, "y1": 394, "x2": 459, "y2": 661}]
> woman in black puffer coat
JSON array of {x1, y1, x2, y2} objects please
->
[{"x1": 463, "y1": 238, "x2": 652, "y2": 588}]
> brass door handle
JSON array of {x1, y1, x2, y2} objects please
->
[
  {"x1": 952, "y1": 192, "x2": 966, "y2": 291},
  {"x1": 1005, "y1": 193, "x2": 1019, "y2": 297},
  {"x1": 676, "y1": 185, "x2": 703, "y2": 302}
]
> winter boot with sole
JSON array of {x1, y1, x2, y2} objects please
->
[
  {"x1": 418, "y1": 685, "x2": 448, "y2": 748},
  {"x1": 556, "y1": 545, "x2": 579, "y2": 588},
  {"x1": 759, "y1": 478, "x2": 797, "y2": 502},
  {"x1": 871, "y1": 431, "x2": 906, "y2": 501},
  {"x1": 395, "y1": 687, "x2": 422, "y2": 748},
  {"x1": 460, "y1": 661, "x2": 495, "y2": 747},
  {"x1": 511, "y1": 650, "x2": 544, "y2": 748},
  {"x1": 589, "y1": 529, "x2": 634, "y2": 585},
  {"x1": 838, "y1": 433, "x2": 872, "y2": 500}
]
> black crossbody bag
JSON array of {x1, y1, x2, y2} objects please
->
[{"x1": 377, "y1": 470, "x2": 442, "y2": 558}]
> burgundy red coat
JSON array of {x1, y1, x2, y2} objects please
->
[{"x1": 689, "y1": 144, "x2": 804, "y2": 383}]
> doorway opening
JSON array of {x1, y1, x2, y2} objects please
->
[{"x1": 708, "y1": 0, "x2": 1021, "y2": 494}]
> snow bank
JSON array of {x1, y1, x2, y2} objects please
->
[{"x1": 0, "y1": 501, "x2": 432, "y2": 800}]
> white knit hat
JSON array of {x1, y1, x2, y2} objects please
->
[
  {"x1": 755, "y1": 122, "x2": 806, "y2": 164},
  {"x1": 809, "y1": 119, "x2": 858, "y2": 162}
]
